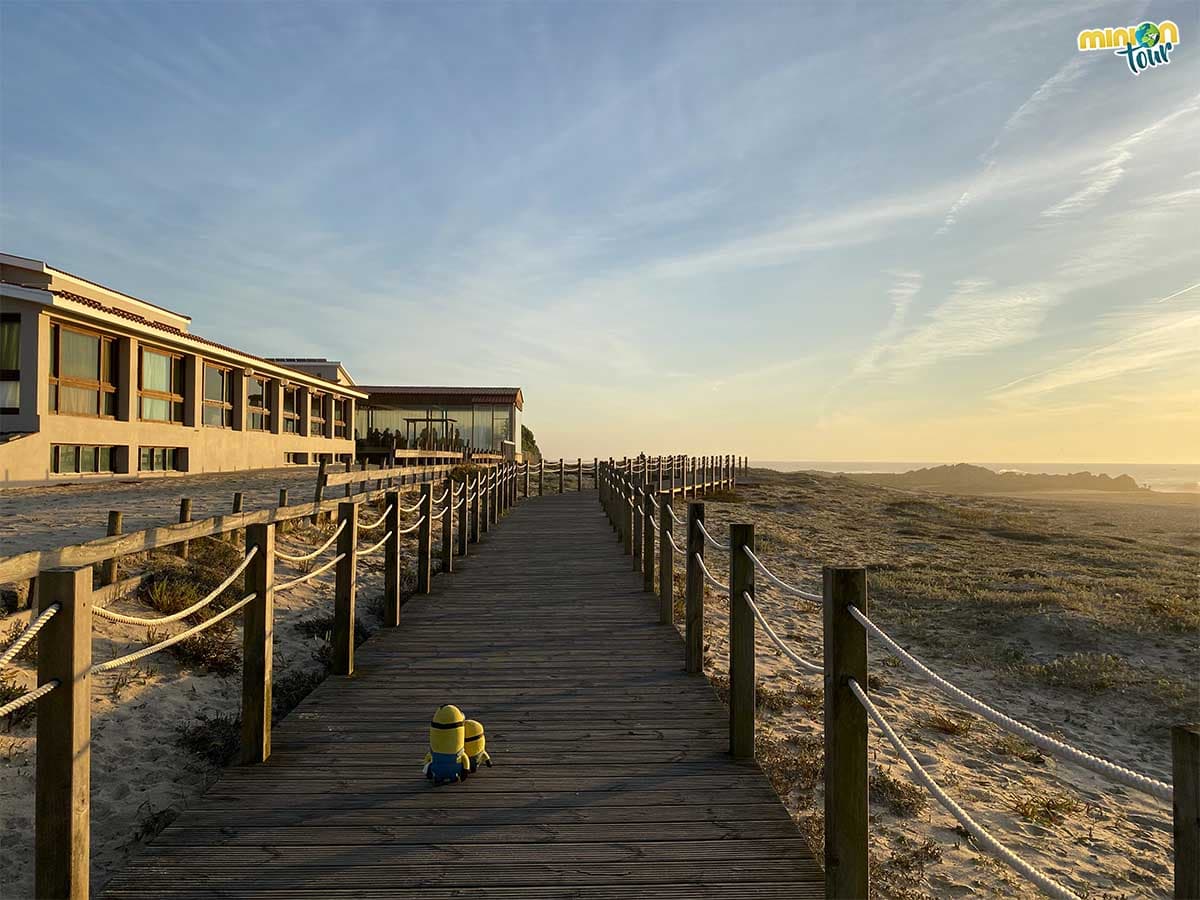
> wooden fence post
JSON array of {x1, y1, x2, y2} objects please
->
[
  {"x1": 383, "y1": 491, "x2": 401, "y2": 626},
  {"x1": 632, "y1": 478, "x2": 643, "y2": 572},
  {"x1": 558, "y1": 458, "x2": 565, "y2": 494},
  {"x1": 441, "y1": 477, "x2": 454, "y2": 573},
  {"x1": 177, "y1": 498, "x2": 192, "y2": 559},
  {"x1": 642, "y1": 487, "x2": 655, "y2": 593},
  {"x1": 35, "y1": 567, "x2": 91, "y2": 900},
  {"x1": 343, "y1": 459, "x2": 353, "y2": 498},
  {"x1": 333, "y1": 500, "x2": 358, "y2": 676},
  {"x1": 824, "y1": 566, "x2": 869, "y2": 900},
  {"x1": 227, "y1": 491, "x2": 244, "y2": 544},
  {"x1": 457, "y1": 482, "x2": 469, "y2": 558},
  {"x1": 623, "y1": 477, "x2": 634, "y2": 556},
  {"x1": 312, "y1": 457, "x2": 327, "y2": 525},
  {"x1": 685, "y1": 502, "x2": 705, "y2": 674},
  {"x1": 577, "y1": 458, "x2": 583, "y2": 492},
  {"x1": 417, "y1": 484, "x2": 433, "y2": 593},
  {"x1": 524, "y1": 462, "x2": 531, "y2": 498},
  {"x1": 470, "y1": 477, "x2": 480, "y2": 544},
  {"x1": 592, "y1": 457, "x2": 598, "y2": 491},
  {"x1": 242, "y1": 523, "x2": 275, "y2": 763},
  {"x1": 729, "y1": 523, "x2": 755, "y2": 759},
  {"x1": 539, "y1": 459, "x2": 544, "y2": 496},
  {"x1": 669, "y1": 456, "x2": 676, "y2": 496},
  {"x1": 277, "y1": 488, "x2": 288, "y2": 535},
  {"x1": 490, "y1": 469, "x2": 499, "y2": 526},
  {"x1": 658, "y1": 491, "x2": 673, "y2": 626},
  {"x1": 1175, "y1": 724, "x2": 1200, "y2": 899},
  {"x1": 481, "y1": 473, "x2": 490, "y2": 535},
  {"x1": 102, "y1": 510, "x2": 122, "y2": 586}
]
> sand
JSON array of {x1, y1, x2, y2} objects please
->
[
  {"x1": 0, "y1": 494, "x2": 427, "y2": 898},
  {"x1": 689, "y1": 471, "x2": 1195, "y2": 898},
  {"x1": 2, "y1": 468, "x2": 1196, "y2": 897}
]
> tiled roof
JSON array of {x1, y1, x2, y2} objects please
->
[{"x1": 50, "y1": 290, "x2": 364, "y2": 397}]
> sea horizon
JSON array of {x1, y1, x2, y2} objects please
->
[{"x1": 753, "y1": 460, "x2": 1200, "y2": 493}]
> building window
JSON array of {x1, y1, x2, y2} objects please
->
[
  {"x1": 139, "y1": 347, "x2": 185, "y2": 423},
  {"x1": 47, "y1": 322, "x2": 118, "y2": 417},
  {"x1": 284, "y1": 451, "x2": 308, "y2": 465},
  {"x1": 282, "y1": 386, "x2": 300, "y2": 433},
  {"x1": 310, "y1": 392, "x2": 327, "y2": 436},
  {"x1": 247, "y1": 375, "x2": 271, "y2": 431},
  {"x1": 333, "y1": 398, "x2": 348, "y2": 438},
  {"x1": 138, "y1": 446, "x2": 184, "y2": 472},
  {"x1": 202, "y1": 363, "x2": 234, "y2": 427},
  {"x1": 50, "y1": 444, "x2": 117, "y2": 474},
  {"x1": 0, "y1": 314, "x2": 19, "y2": 414}
]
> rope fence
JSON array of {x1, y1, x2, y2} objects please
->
[
  {"x1": 274, "y1": 520, "x2": 346, "y2": 563},
  {"x1": 94, "y1": 547, "x2": 258, "y2": 627},
  {"x1": 0, "y1": 603, "x2": 60, "y2": 670},
  {"x1": 592, "y1": 453, "x2": 1191, "y2": 900},
  {"x1": 93, "y1": 593, "x2": 256, "y2": 674}
]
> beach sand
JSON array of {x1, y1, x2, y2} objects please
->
[
  {"x1": 1, "y1": 498, "x2": 430, "y2": 898},
  {"x1": 2, "y1": 468, "x2": 1196, "y2": 897},
  {"x1": 688, "y1": 470, "x2": 1196, "y2": 898}
]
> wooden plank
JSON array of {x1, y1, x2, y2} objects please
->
[{"x1": 104, "y1": 491, "x2": 817, "y2": 898}]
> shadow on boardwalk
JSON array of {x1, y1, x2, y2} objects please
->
[{"x1": 104, "y1": 491, "x2": 820, "y2": 898}]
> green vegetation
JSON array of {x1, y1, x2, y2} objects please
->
[
  {"x1": 521, "y1": 424, "x2": 541, "y2": 462},
  {"x1": 870, "y1": 767, "x2": 926, "y2": 817}
]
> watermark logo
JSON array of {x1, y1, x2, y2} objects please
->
[{"x1": 1078, "y1": 20, "x2": 1180, "y2": 75}]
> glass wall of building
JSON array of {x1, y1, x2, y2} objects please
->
[{"x1": 357, "y1": 402, "x2": 513, "y2": 452}]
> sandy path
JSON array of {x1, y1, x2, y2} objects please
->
[{"x1": 0, "y1": 466, "x2": 325, "y2": 560}]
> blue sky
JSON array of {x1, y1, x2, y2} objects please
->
[{"x1": 2, "y1": 1, "x2": 1197, "y2": 461}]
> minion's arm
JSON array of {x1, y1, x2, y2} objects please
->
[
  {"x1": 456, "y1": 749, "x2": 470, "y2": 768},
  {"x1": 478, "y1": 748, "x2": 492, "y2": 767},
  {"x1": 422, "y1": 750, "x2": 432, "y2": 774}
]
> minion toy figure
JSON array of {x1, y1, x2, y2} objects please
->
[
  {"x1": 422, "y1": 704, "x2": 471, "y2": 785},
  {"x1": 463, "y1": 719, "x2": 492, "y2": 773}
]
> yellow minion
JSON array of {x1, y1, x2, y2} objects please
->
[
  {"x1": 463, "y1": 719, "x2": 492, "y2": 772},
  {"x1": 422, "y1": 704, "x2": 470, "y2": 785}
]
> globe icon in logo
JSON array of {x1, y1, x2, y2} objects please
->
[{"x1": 1135, "y1": 22, "x2": 1160, "y2": 48}]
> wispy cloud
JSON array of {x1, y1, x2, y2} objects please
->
[
  {"x1": 1041, "y1": 96, "x2": 1200, "y2": 220},
  {"x1": 867, "y1": 279, "x2": 1057, "y2": 377},
  {"x1": 994, "y1": 292, "x2": 1200, "y2": 402},
  {"x1": 855, "y1": 271, "x2": 922, "y2": 375}
]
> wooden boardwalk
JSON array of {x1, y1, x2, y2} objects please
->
[{"x1": 105, "y1": 491, "x2": 820, "y2": 899}]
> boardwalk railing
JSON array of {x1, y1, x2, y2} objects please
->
[
  {"x1": 1, "y1": 457, "x2": 561, "y2": 899},
  {"x1": 597, "y1": 462, "x2": 1196, "y2": 900}
]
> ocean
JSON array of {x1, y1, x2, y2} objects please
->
[{"x1": 754, "y1": 461, "x2": 1200, "y2": 493}]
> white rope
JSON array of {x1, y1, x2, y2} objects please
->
[
  {"x1": 358, "y1": 505, "x2": 393, "y2": 531},
  {"x1": 0, "y1": 680, "x2": 58, "y2": 718},
  {"x1": 399, "y1": 497, "x2": 425, "y2": 513},
  {"x1": 433, "y1": 489, "x2": 449, "y2": 504},
  {"x1": 274, "y1": 520, "x2": 346, "y2": 563},
  {"x1": 358, "y1": 531, "x2": 393, "y2": 558},
  {"x1": 743, "y1": 592, "x2": 823, "y2": 674},
  {"x1": 429, "y1": 506, "x2": 447, "y2": 521},
  {"x1": 849, "y1": 679, "x2": 1080, "y2": 900},
  {"x1": 696, "y1": 520, "x2": 730, "y2": 551},
  {"x1": 276, "y1": 554, "x2": 345, "y2": 592},
  {"x1": 92, "y1": 594, "x2": 256, "y2": 674},
  {"x1": 0, "y1": 604, "x2": 60, "y2": 669},
  {"x1": 395, "y1": 515, "x2": 426, "y2": 535},
  {"x1": 94, "y1": 547, "x2": 259, "y2": 627},
  {"x1": 742, "y1": 547, "x2": 822, "y2": 605},
  {"x1": 847, "y1": 605, "x2": 1172, "y2": 802},
  {"x1": 666, "y1": 505, "x2": 683, "y2": 526},
  {"x1": 453, "y1": 496, "x2": 466, "y2": 511},
  {"x1": 664, "y1": 531, "x2": 684, "y2": 556},
  {"x1": 694, "y1": 554, "x2": 728, "y2": 592}
]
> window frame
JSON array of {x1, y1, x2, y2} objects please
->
[
  {"x1": 138, "y1": 446, "x2": 184, "y2": 472},
  {"x1": 246, "y1": 373, "x2": 271, "y2": 431},
  {"x1": 138, "y1": 344, "x2": 186, "y2": 424},
  {"x1": 0, "y1": 313, "x2": 19, "y2": 415},
  {"x1": 282, "y1": 385, "x2": 300, "y2": 434},
  {"x1": 47, "y1": 321, "x2": 118, "y2": 419},
  {"x1": 202, "y1": 362, "x2": 234, "y2": 428},
  {"x1": 50, "y1": 443, "x2": 117, "y2": 475},
  {"x1": 333, "y1": 397, "x2": 348, "y2": 438},
  {"x1": 310, "y1": 391, "x2": 327, "y2": 436}
]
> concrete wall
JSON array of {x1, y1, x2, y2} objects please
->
[{"x1": 0, "y1": 303, "x2": 356, "y2": 486}]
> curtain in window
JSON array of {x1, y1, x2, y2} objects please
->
[
  {"x1": 61, "y1": 330, "x2": 99, "y2": 380},
  {"x1": 142, "y1": 351, "x2": 171, "y2": 392},
  {"x1": 0, "y1": 319, "x2": 18, "y2": 369}
]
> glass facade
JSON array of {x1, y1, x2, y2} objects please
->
[
  {"x1": 247, "y1": 375, "x2": 270, "y2": 430},
  {"x1": 51, "y1": 444, "x2": 117, "y2": 474},
  {"x1": 357, "y1": 403, "x2": 513, "y2": 452}
]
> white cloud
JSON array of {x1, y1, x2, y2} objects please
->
[
  {"x1": 1041, "y1": 97, "x2": 1200, "y2": 220},
  {"x1": 855, "y1": 271, "x2": 922, "y2": 375}
]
